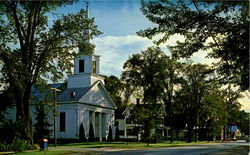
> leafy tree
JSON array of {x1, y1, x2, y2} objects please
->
[
  {"x1": 103, "y1": 75, "x2": 124, "y2": 109},
  {"x1": 32, "y1": 83, "x2": 53, "y2": 142},
  {"x1": 221, "y1": 88, "x2": 243, "y2": 138},
  {"x1": 237, "y1": 111, "x2": 250, "y2": 136},
  {"x1": 33, "y1": 103, "x2": 52, "y2": 142},
  {"x1": 107, "y1": 126, "x2": 113, "y2": 142},
  {"x1": 130, "y1": 104, "x2": 164, "y2": 145},
  {"x1": 139, "y1": 0, "x2": 249, "y2": 91},
  {"x1": 79, "y1": 123, "x2": 86, "y2": 142},
  {"x1": 122, "y1": 47, "x2": 165, "y2": 104},
  {"x1": 0, "y1": 1, "x2": 101, "y2": 143},
  {"x1": 175, "y1": 63, "x2": 215, "y2": 142},
  {"x1": 114, "y1": 126, "x2": 120, "y2": 141},
  {"x1": 122, "y1": 47, "x2": 168, "y2": 144},
  {"x1": 88, "y1": 123, "x2": 95, "y2": 142},
  {"x1": 159, "y1": 57, "x2": 182, "y2": 143},
  {"x1": 200, "y1": 91, "x2": 228, "y2": 141}
]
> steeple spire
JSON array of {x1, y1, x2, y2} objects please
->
[
  {"x1": 84, "y1": 1, "x2": 90, "y2": 43},
  {"x1": 85, "y1": 1, "x2": 89, "y2": 18}
]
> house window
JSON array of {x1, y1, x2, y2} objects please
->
[
  {"x1": 119, "y1": 130, "x2": 124, "y2": 135},
  {"x1": 127, "y1": 129, "x2": 136, "y2": 136},
  {"x1": 79, "y1": 60, "x2": 84, "y2": 73},
  {"x1": 92, "y1": 61, "x2": 96, "y2": 74},
  {"x1": 60, "y1": 112, "x2": 66, "y2": 132}
]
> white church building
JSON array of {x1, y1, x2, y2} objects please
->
[
  {"x1": 5, "y1": 52, "x2": 117, "y2": 141},
  {"x1": 5, "y1": 3, "x2": 117, "y2": 142}
]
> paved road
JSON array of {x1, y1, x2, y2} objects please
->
[
  {"x1": 101, "y1": 141, "x2": 249, "y2": 155},
  {"x1": 50, "y1": 140, "x2": 249, "y2": 155}
]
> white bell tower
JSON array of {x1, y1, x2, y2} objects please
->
[{"x1": 67, "y1": 2, "x2": 104, "y2": 88}]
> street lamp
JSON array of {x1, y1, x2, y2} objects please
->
[{"x1": 51, "y1": 87, "x2": 61, "y2": 147}]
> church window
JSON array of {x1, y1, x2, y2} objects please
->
[
  {"x1": 79, "y1": 60, "x2": 84, "y2": 73},
  {"x1": 92, "y1": 61, "x2": 96, "y2": 74},
  {"x1": 60, "y1": 112, "x2": 66, "y2": 132},
  {"x1": 70, "y1": 91, "x2": 76, "y2": 98}
]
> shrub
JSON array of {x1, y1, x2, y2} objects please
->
[
  {"x1": 88, "y1": 123, "x2": 95, "y2": 142},
  {"x1": 0, "y1": 120, "x2": 32, "y2": 152},
  {"x1": 0, "y1": 138, "x2": 30, "y2": 152},
  {"x1": 33, "y1": 103, "x2": 52, "y2": 142},
  {"x1": 0, "y1": 120, "x2": 21, "y2": 143},
  {"x1": 114, "y1": 126, "x2": 120, "y2": 141},
  {"x1": 79, "y1": 123, "x2": 86, "y2": 142},
  {"x1": 107, "y1": 126, "x2": 113, "y2": 141}
]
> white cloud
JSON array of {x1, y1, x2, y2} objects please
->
[
  {"x1": 93, "y1": 35, "x2": 154, "y2": 77},
  {"x1": 239, "y1": 91, "x2": 250, "y2": 113},
  {"x1": 93, "y1": 34, "x2": 219, "y2": 78}
]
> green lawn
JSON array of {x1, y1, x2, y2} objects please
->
[
  {"x1": 4, "y1": 150, "x2": 74, "y2": 155},
  {"x1": 50, "y1": 140, "x2": 210, "y2": 149},
  {"x1": 8, "y1": 150, "x2": 98, "y2": 155}
]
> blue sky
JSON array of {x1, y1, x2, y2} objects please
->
[{"x1": 56, "y1": 0, "x2": 154, "y2": 37}]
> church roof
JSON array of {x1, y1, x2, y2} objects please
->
[
  {"x1": 57, "y1": 87, "x2": 90, "y2": 102},
  {"x1": 31, "y1": 80, "x2": 116, "y2": 110}
]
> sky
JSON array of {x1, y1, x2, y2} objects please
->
[{"x1": 52, "y1": 0, "x2": 249, "y2": 112}]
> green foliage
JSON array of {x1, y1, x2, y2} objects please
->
[
  {"x1": 0, "y1": 120, "x2": 32, "y2": 152},
  {"x1": 33, "y1": 84, "x2": 53, "y2": 142},
  {"x1": 175, "y1": 63, "x2": 217, "y2": 142},
  {"x1": 122, "y1": 46, "x2": 166, "y2": 104},
  {"x1": 33, "y1": 103, "x2": 52, "y2": 141},
  {"x1": 114, "y1": 126, "x2": 120, "y2": 141},
  {"x1": 237, "y1": 111, "x2": 250, "y2": 135},
  {"x1": 107, "y1": 126, "x2": 113, "y2": 142},
  {"x1": 79, "y1": 123, "x2": 86, "y2": 142},
  {"x1": 122, "y1": 46, "x2": 181, "y2": 143},
  {"x1": 139, "y1": 0, "x2": 249, "y2": 91},
  {"x1": 130, "y1": 104, "x2": 164, "y2": 144},
  {"x1": 201, "y1": 92, "x2": 228, "y2": 140},
  {"x1": 103, "y1": 75, "x2": 124, "y2": 109},
  {"x1": 88, "y1": 123, "x2": 95, "y2": 142},
  {"x1": 0, "y1": 138, "x2": 31, "y2": 152}
]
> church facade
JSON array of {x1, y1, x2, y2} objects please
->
[{"x1": 5, "y1": 53, "x2": 117, "y2": 141}]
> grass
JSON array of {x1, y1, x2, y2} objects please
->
[
  {"x1": 3, "y1": 150, "x2": 75, "y2": 155},
  {"x1": 6, "y1": 150, "x2": 99, "y2": 155},
  {"x1": 50, "y1": 140, "x2": 210, "y2": 149}
]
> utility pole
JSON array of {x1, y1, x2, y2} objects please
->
[{"x1": 51, "y1": 87, "x2": 61, "y2": 147}]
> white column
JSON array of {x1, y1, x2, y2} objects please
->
[
  {"x1": 92, "y1": 112, "x2": 95, "y2": 136},
  {"x1": 99, "y1": 113, "x2": 102, "y2": 142},
  {"x1": 124, "y1": 116, "x2": 127, "y2": 137}
]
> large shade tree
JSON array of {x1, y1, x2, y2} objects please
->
[
  {"x1": 175, "y1": 63, "x2": 215, "y2": 142},
  {"x1": 0, "y1": 0, "x2": 101, "y2": 143},
  {"x1": 138, "y1": 0, "x2": 249, "y2": 91},
  {"x1": 122, "y1": 46, "x2": 181, "y2": 143}
]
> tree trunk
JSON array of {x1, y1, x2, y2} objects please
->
[{"x1": 14, "y1": 85, "x2": 33, "y2": 145}]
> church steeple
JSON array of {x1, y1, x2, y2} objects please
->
[{"x1": 67, "y1": 1, "x2": 104, "y2": 88}]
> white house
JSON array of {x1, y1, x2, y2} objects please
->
[
  {"x1": 115, "y1": 99, "x2": 168, "y2": 140},
  {"x1": 5, "y1": 52, "x2": 117, "y2": 141}
]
